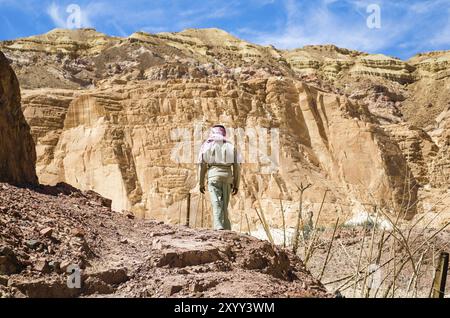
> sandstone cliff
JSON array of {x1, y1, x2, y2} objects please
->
[
  {"x1": 0, "y1": 52, "x2": 37, "y2": 185},
  {"x1": 18, "y1": 77, "x2": 417, "y2": 232},
  {"x1": 1, "y1": 28, "x2": 448, "y2": 232}
]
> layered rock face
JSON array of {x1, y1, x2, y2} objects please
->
[
  {"x1": 1, "y1": 28, "x2": 448, "y2": 231},
  {"x1": 285, "y1": 46, "x2": 414, "y2": 84},
  {"x1": 402, "y1": 51, "x2": 450, "y2": 128},
  {"x1": 0, "y1": 52, "x2": 37, "y2": 185},
  {"x1": 21, "y1": 89, "x2": 77, "y2": 178},
  {"x1": 0, "y1": 28, "x2": 291, "y2": 90},
  {"x1": 429, "y1": 108, "x2": 450, "y2": 187},
  {"x1": 19, "y1": 77, "x2": 417, "y2": 229}
]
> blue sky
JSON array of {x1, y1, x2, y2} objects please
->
[{"x1": 0, "y1": 0, "x2": 449, "y2": 59}]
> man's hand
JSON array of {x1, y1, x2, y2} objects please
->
[
  {"x1": 200, "y1": 185, "x2": 205, "y2": 194},
  {"x1": 232, "y1": 187, "x2": 238, "y2": 196}
]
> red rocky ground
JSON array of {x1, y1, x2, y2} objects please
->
[{"x1": 0, "y1": 182, "x2": 328, "y2": 298}]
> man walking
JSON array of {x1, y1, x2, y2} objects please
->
[{"x1": 198, "y1": 125, "x2": 241, "y2": 230}]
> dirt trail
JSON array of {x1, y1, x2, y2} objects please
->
[{"x1": 0, "y1": 182, "x2": 328, "y2": 298}]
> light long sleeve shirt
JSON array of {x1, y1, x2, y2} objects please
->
[{"x1": 199, "y1": 142, "x2": 240, "y2": 188}]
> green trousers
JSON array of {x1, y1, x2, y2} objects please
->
[{"x1": 207, "y1": 179, "x2": 232, "y2": 230}]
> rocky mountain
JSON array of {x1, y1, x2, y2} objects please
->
[{"x1": 1, "y1": 28, "x2": 448, "y2": 236}]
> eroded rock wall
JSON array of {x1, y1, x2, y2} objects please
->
[
  {"x1": 29, "y1": 77, "x2": 416, "y2": 231},
  {"x1": 1, "y1": 28, "x2": 448, "y2": 229},
  {"x1": 0, "y1": 52, "x2": 37, "y2": 185}
]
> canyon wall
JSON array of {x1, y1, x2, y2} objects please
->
[
  {"x1": 1, "y1": 28, "x2": 448, "y2": 231},
  {"x1": 0, "y1": 52, "x2": 37, "y2": 185},
  {"x1": 20, "y1": 77, "x2": 417, "y2": 232}
]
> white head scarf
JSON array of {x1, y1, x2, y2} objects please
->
[{"x1": 198, "y1": 126, "x2": 242, "y2": 164}]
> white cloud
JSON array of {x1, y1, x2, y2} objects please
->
[
  {"x1": 236, "y1": 0, "x2": 450, "y2": 58},
  {"x1": 239, "y1": 0, "x2": 395, "y2": 52},
  {"x1": 47, "y1": 3, "x2": 66, "y2": 28},
  {"x1": 431, "y1": 32, "x2": 450, "y2": 46},
  {"x1": 430, "y1": 17, "x2": 450, "y2": 45}
]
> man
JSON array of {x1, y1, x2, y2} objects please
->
[{"x1": 198, "y1": 125, "x2": 241, "y2": 230}]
